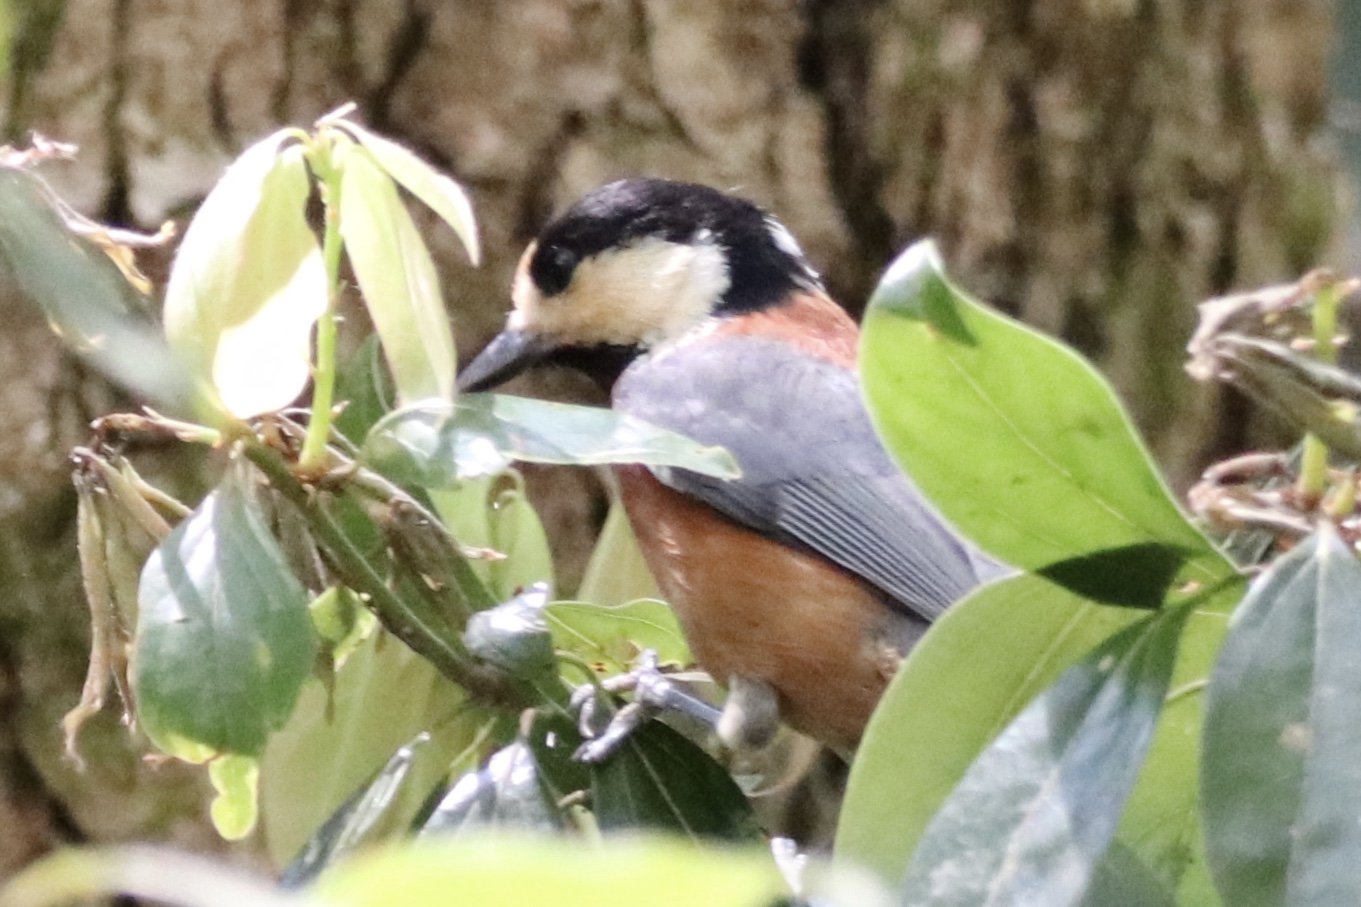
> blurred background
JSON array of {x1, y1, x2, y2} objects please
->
[{"x1": 0, "y1": 0, "x2": 1354, "y2": 881}]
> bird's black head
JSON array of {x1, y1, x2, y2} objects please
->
[{"x1": 459, "y1": 179, "x2": 821, "y2": 392}]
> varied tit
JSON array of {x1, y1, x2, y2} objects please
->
[{"x1": 460, "y1": 178, "x2": 1006, "y2": 758}]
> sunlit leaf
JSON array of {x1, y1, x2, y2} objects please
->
[
  {"x1": 546, "y1": 599, "x2": 687, "y2": 675},
  {"x1": 574, "y1": 502, "x2": 663, "y2": 606},
  {"x1": 860, "y1": 240, "x2": 1225, "y2": 586},
  {"x1": 837, "y1": 572, "x2": 1240, "y2": 893},
  {"x1": 133, "y1": 467, "x2": 317, "y2": 759},
  {"x1": 259, "y1": 630, "x2": 486, "y2": 868},
  {"x1": 314, "y1": 836, "x2": 784, "y2": 907},
  {"x1": 900, "y1": 603, "x2": 1191, "y2": 906},
  {"x1": 429, "y1": 472, "x2": 555, "y2": 603},
  {"x1": 364, "y1": 394, "x2": 740, "y2": 485},
  {"x1": 0, "y1": 167, "x2": 194, "y2": 412},
  {"x1": 208, "y1": 754, "x2": 260, "y2": 840},
  {"x1": 333, "y1": 119, "x2": 480, "y2": 265},
  {"x1": 163, "y1": 132, "x2": 326, "y2": 418},
  {"x1": 1202, "y1": 525, "x2": 1361, "y2": 907},
  {"x1": 339, "y1": 145, "x2": 456, "y2": 406}
]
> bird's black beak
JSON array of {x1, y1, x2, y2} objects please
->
[{"x1": 457, "y1": 329, "x2": 558, "y2": 392}]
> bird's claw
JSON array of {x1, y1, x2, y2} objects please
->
[{"x1": 571, "y1": 650, "x2": 723, "y2": 763}]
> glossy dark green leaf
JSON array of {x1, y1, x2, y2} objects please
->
[
  {"x1": 332, "y1": 119, "x2": 480, "y2": 265},
  {"x1": 133, "y1": 467, "x2": 317, "y2": 760},
  {"x1": 280, "y1": 734, "x2": 432, "y2": 888},
  {"x1": 0, "y1": 167, "x2": 194, "y2": 412},
  {"x1": 1035, "y1": 543, "x2": 1189, "y2": 609},
  {"x1": 314, "y1": 835, "x2": 785, "y2": 907},
  {"x1": 335, "y1": 334, "x2": 395, "y2": 445},
  {"x1": 523, "y1": 710, "x2": 590, "y2": 808},
  {"x1": 363, "y1": 393, "x2": 740, "y2": 484},
  {"x1": 860, "y1": 241, "x2": 1224, "y2": 586},
  {"x1": 340, "y1": 143, "x2": 456, "y2": 405},
  {"x1": 1202, "y1": 525, "x2": 1361, "y2": 907},
  {"x1": 591, "y1": 721, "x2": 761, "y2": 842},
  {"x1": 163, "y1": 133, "x2": 326, "y2": 418},
  {"x1": 462, "y1": 584, "x2": 558, "y2": 687},
  {"x1": 900, "y1": 602, "x2": 1191, "y2": 906},
  {"x1": 419, "y1": 741, "x2": 561, "y2": 837}
]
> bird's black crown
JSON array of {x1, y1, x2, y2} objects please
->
[{"x1": 527, "y1": 179, "x2": 820, "y2": 314}]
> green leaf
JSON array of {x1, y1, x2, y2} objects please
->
[
  {"x1": 313, "y1": 836, "x2": 784, "y2": 907},
  {"x1": 0, "y1": 167, "x2": 194, "y2": 412},
  {"x1": 280, "y1": 734, "x2": 433, "y2": 887},
  {"x1": 591, "y1": 721, "x2": 761, "y2": 842},
  {"x1": 163, "y1": 132, "x2": 326, "y2": 418},
  {"x1": 574, "y1": 502, "x2": 663, "y2": 606},
  {"x1": 837, "y1": 574, "x2": 1138, "y2": 881},
  {"x1": 546, "y1": 598, "x2": 688, "y2": 675},
  {"x1": 208, "y1": 754, "x2": 260, "y2": 840},
  {"x1": 429, "y1": 471, "x2": 555, "y2": 603},
  {"x1": 133, "y1": 467, "x2": 317, "y2": 759},
  {"x1": 259, "y1": 629, "x2": 486, "y2": 868},
  {"x1": 364, "y1": 394, "x2": 741, "y2": 484},
  {"x1": 332, "y1": 119, "x2": 480, "y2": 265},
  {"x1": 1202, "y1": 525, "x2": 1361, "y2": 907},
  {"x1": 900, "y1": 602, "x2": 1192, "y2": 906},
  {"x1": 335, "y1": 334, "x2": 395, "y2": 445},
  {"x1": 463, "y1": 584, "x2": 558, "y2": 688},
  {"x1": 860, "y1": 240, "x2": 1221, "y2": 583},
  {"x1": 339, "y1": 144, "x2": 456, "y2": 405}
]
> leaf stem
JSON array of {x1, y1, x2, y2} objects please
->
[
  {"x1": 298, "y1": 139, "x2": 347, "y2": 474},
  {"x1": 1298, "y1": 280, "x2": 1344, "y2": 506}
]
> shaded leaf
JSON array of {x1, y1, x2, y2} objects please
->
[
  {"x1": 591, "y1": 721, "x2": 761, "y2": 842},
  {"x1": 1035, "y1": 543, "x2": 1189, "y2": 609},
  {"x1": 860, "y1": 240, "x2": 1224, "y2": 585},
  {"x1": 1202, "y1": 524, "x2": 1361, "y2": 907},
  {"x1": 163, "y1": 133, "x2": 326, "y2": 418},
  {"x1": 900, "y1": 602, "x2": 1192, "y2": 906},
  {"x1": 364, "y1": 394, "x2": 740, "y2": 485},
  {"x1": 0, "y1": 167, "x2": 193, "y2": 411},
  {"x1": 339, "y1": 144, "x2": 456, "y2": 405},
  {"x1": 314, "y1": 835, "x2": 784, "y2": 907},
  {"x1": 133, "y1": 467, "x2": 316, "y2": 759},
  {"x1": 281, "y1": 734, "x2": 433, "y2": 887},
  {"x1": 333, "y1": 119, "x2": 480, "y2": 265},
  {"x1": 335, "y1": 334, "x2": 395, "y2": 445}
]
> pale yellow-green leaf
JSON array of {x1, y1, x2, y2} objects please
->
[
  {"x1": 340, "y1": 148, "x2": 456, "y2": 405},
  {"x1": 313, "y1": 836, "x2": 784, "y2": 907},
  {"x1": 333, "y1": 120, "x2": 480, "y2": 264},
  {"x1": 164, "y1": 133, "x2": 326, "y2": 418},
  {"x1": 208, "y1": 754, "x2": 260, "y2": 840}
]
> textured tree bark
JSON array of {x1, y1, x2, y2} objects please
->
[{"x1": 0, "y1": 0, "x2": 1339, "y2": 872}]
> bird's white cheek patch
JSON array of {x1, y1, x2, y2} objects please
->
[{"x1": 514, "y1": 237, "x2": 730, "y2": 347}]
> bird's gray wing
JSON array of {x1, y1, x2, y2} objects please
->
[{"x1": 614, "y1": 334, "x2": 1006, "y2": 622}]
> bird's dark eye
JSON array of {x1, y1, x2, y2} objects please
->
[{"x1": 531, "y1": 244, "x2": 579, "y2": 296}]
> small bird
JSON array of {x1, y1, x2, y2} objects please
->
[{"x1": 460, "y1": 179, "x2": 1005, "y2": 757}]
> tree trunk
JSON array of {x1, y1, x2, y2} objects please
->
[{"x1": 0, "y1": 0, "x2": 1338, "y2": 873}]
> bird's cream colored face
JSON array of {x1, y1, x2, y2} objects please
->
[{"x1": 508, "y1": 235, "x2": 731, "y2": 348}]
